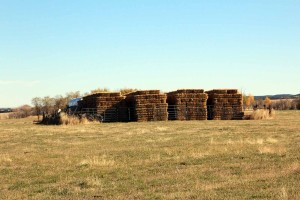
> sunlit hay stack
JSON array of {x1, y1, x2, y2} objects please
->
[
  {"x1": 206, "y1": 89, "x2": 244, "y2": 120},
  {"x1": 248, "y1": 109, "x2": 276, "y2": 120},
  {"x1": 78, "y1": 92, "x2": 126, "y2": 122},
  {"x1": 125, "y1": 90, "x2": 168, "y2": 122},
  {"x1": 167, "y1": 89, "x2": 208, "y2": 120}
]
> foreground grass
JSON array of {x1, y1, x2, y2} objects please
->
[{"x1": 0, "y1": 111, "x2": 299, "y2": 199}]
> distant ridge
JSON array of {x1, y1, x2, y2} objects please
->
[{"x1": 254, "y1": 94, "x2": 300, "y2": 100}]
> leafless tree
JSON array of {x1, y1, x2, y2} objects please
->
[
  {"x1": 272, "y1": 99, "x2": 293, "y2": 110},
  {"x1": 42, "y1": 96, "x2": 56, "y2": 114},
  {"x1": 65, "y1": 91, "x2": 81, "y2": 102},
  {"x1": 32, "y1": 97, "x2": 43, "y2": 120},
  {"x1": 9, "y1": 105, "x2": 33, "y2": 118},
  {"x1": 54, "y1": 95, "x2": 68, "y2": 110},
  {"x1": 296, "y1": 98, "x2": 300, "y2": 110}
]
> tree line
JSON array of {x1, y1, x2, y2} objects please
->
[{"x1": 243, "y1": 94, "x2": 300, "y2": 110}]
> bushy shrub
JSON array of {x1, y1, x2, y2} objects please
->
[{"x1": 8, "y1": 105, "x2": 33, "y2": 118}]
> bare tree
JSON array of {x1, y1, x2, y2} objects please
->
[
  {"x1": 32, "y1": 97, "x2": 43, "y2": 120},
  {"x1": 9, "y1": 105, "x2": 33, "y2": 118},
  {"x1": 42, "y1": 96, "x2": 56, "y2": 114},
  {"x1": 54, "y1": 95, "x2": 68, "y2": 110},
  {"x1": 272, "y1": 99, "x2": 293, "y2": 110},
  {"x1": 254, "y1": 99, "x2": 264, "y2": 108},
  {"x1": 65, "y1": 91, "x2": 81, "y2": 102},
  {"x1": 290, "y1": 100, "x2": 298, "y2": 110}
]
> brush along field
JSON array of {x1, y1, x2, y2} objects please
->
[{"x1": 0, "y1": 111, "x2": 299, "y2": 199}]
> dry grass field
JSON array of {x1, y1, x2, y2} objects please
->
[
  {"x1": 0, "y1": 111, "x2": 299, "y2": 199},
  {"x1": 0, "y1": 113, "x2": 10, "y2": 120}
]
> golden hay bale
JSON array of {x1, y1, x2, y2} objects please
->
[{"x1": 247, "y1": 109, "x2": 276, "y2": 120}]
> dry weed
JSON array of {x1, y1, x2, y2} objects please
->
[
  {"x1": 266, "y1": 137, "x2": 278, "y2": 144},
  {"x1": 284, "y1": 162, "x2": 300, "y2": 175},
  {"x1": 0, "y1": 113, "x2": 10, "y2": 120},
  {"x1": 79, "y1": 155, "x2": 115, "y2": 167},
  {"x1": 190, "y1": 151, "x2": 210, "y2": 159},
  {"x1": 155, "y1": 126, "x2": 168, "y2": 131},
  {"x1": 59, "y1": 113, "x2": 91, "y2": 125},
  {"x1": 280, "y1": 187, "x2": 288, "y2": 200},
  {"x1": 86, "y1": 176, "x2": 103, "y2": 187},
  {"x1": 0, "y1": 154, "x2": 12, "y2": 163},
  {"x1": 258, "y1": 146, "x2": 286, "y2": 155},
  {"x1": 248, "y1": 109, "x2": 276, "y2": 120}
]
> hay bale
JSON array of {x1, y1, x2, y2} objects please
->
[
  {"x1": 129, "y1": 90, "x2": 160, "y2": 95},
  {"x1": 167, "y1": 89, "x2": 208, "y2": 120},
  {"x1": 206, "y1": 89, "x2": 243, "y2": 120},
  {"x1": 79, "y1": 92, "x2": 128, "y2": 122},
  {"x1": 125, "y1": 90, "x2": 168, "y2": 122}
]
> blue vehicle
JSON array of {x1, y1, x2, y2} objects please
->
[
  {"x1": 66, "y1": 97, "x2": 82, "y2": 114},
  {"x1": 0, "y1": 108, "x2": 12, "y2": 113},
  {"x1": 66, "y1": 97, "x2": 103, "y2": 122}
]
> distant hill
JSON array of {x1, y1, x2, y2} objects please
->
[{"x1": 255, "y1": 94, "x2": 300, "y2": 100}]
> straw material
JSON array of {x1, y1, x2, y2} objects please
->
[
  {"x1": 206, "y1": 89, "x2": 244, "y2": 120},
  {"x1": 78, "y1": 92, "x2": 126, "y2": 122},
  {"x1": 125, "y1": 90, "x2": 168, "y2": 122},
  {"x1": 167, "y1": 89, "x2": 208, "y2": 120}
]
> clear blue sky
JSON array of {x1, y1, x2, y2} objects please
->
[{"x1": 1, "y1": 0, "x2": 300, "y2": 107}]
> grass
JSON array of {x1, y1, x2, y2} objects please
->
[{"x1": 0, "y1": 111, "x2": 299, "y2": 199}]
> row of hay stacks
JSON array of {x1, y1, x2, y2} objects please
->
[
  {"x1": 125, "y1": 90, "x2": 168, "y2": 122},
  {"x1": 206, "y1": 89, "x2": 244, "y2": 120},
  {"x1": 76, "y1": 89, "x2": 243, "y2": 122},
  {"x1": 167, "y1": 89, "x2": 208, "y2": 120}
]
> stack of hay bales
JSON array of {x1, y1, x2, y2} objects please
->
[
  {"x1": 117, "y1": 98, "x2": 131, "y2": 122},
  {"x1": 125, "y1": 90, "x2": 168, "y2": 122},
  {"x1": 78, "y1": 92, "x2": 126, "y2": 121},
  {"x1": 206, "y1": 89, "x2": 244, "y2": 120},
  {"x1": 167, "y1": 89, "x2": 208, "y2": 120}
]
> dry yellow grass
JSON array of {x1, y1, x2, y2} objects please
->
[
  {"x1": 59, "y1": 113, "x2": 93, "y2": 125},
  {"x1": 78, "y1": 155, "x2": 115, "y2": 167},
  {"x1": 0, "y1": 110, "x2": 299, "y2": 199},
  {"x1": 246, "y1": 109, "x2": 276, "y2": 120},
  {"x1": 0, "y1": 113, "x2": 10, "y2": 120}
]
